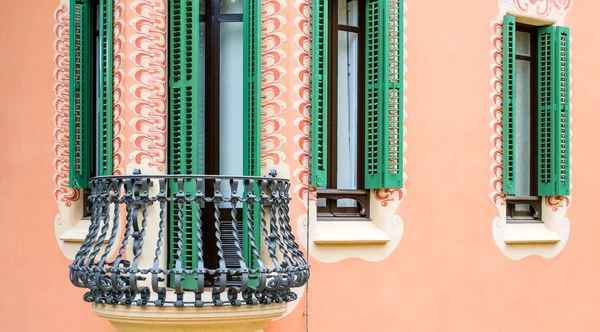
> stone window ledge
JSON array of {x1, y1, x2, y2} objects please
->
[
  {"x1": 313, "y1": 221, "x2": 390, "y2": 245},
  {"x1": 504, "y1": 223, "x2": 561, "y2": 244}
]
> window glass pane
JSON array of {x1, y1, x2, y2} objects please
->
[
  {"x1": 515, "y1": 59, "x2": 531, "y2": 196},
  {"x1": 219, "y1": 21, "x2": 244, "y2": 206},
  {"x1": 516, "y1": 31, "x2": 530, "y2": 56},
  {"x1": 338, "y1": 0, "x2": 359, "y2": 27},
  {"x1": 221, "y1": 0, "x2": 243, "y2": 14},
  {"x1": 317, "y1": 198, "x2": 326, "y2": 207},
  {"x1": 200, "y1": 0, "x2": 205, "y2": 15},
  {"x1": 337, "y1": 30, "x2": 359, "y2": 193}
]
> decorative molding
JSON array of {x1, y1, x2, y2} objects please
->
[
  {"x1": 501, "y1": 0, "x2": 572, "y2": 17},
  {"x1": 545, "y1": 195, "x2": 571, "y2": 212},
  {"x1": 113, "y1": 0, "x2": 126, "y2": 175},
  {"x1": 52, "y1": 2, "x2": 80, "y2": 206},
  {"x1": 488, "y1": 20, "x2": 506, "y2": 212},
  {"x1": 374, "y1": 189, "x2": 404, "y2": 207},
  {"x1": 262, "y1": 0, "x2": 287, "y2": 173},
  {"x1": 128, "y1": 0, "x2": 167, "y2": 172},
  {"x1": 292, "y1": 0, "x2": 310, "y2": 204}
]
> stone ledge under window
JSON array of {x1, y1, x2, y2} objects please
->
[
  {"x1": 313, "y1": 221, "x2": 390, "y2": 245},
  {"x1": 59, "y1": 219, "x2": 99, "y2": 243},
  {"x1": 504, "y1": 223, "x2": 561, "y2": 244},
  {"x1": 93, "y1": 302, "x2": 287, "y2": 332}
]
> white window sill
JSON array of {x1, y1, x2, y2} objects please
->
[
  {"x1": 313, "y1": 221, "x2": 390, "y2": 245},
  {"x1": 504, "y1": 223, "x2": 561, "y2": 244},
  {"x1": 59, "y1": 218, "x2": 108, "y2": 243}
]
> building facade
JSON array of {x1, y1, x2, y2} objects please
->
[{"x1": 3, "y1": 0, "x2": 600, "y2": 331}]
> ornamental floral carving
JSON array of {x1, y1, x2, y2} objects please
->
[{"x1": 502, "y1": 0, "x2": 572, "y2": 17}]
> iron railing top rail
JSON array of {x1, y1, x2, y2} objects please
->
[{"x1": 69, "y1": 172, "x2": 309, "y2": 307}]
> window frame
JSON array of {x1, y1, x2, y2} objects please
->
[
  {"x1": 506, "y1": 23, "x2": 542, "y2": 222},
  {"x1": 316, "y1": 0, "x2": 370, "y2": 220}
]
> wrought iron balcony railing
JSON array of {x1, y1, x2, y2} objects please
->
[{"x1": 69, "y1": 173, "x2": 309, "y2": 307}]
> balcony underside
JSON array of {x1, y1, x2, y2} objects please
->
[{"x1": 94, "y1": 302, "x2": 287, "y2": 332}]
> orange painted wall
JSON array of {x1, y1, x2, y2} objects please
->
[
  {"x1": 2, "y1": 0, "x2": 600, "y2": 331},
  {"x1": 0, "y1": 1, "x2": 111, "y2": 331}
]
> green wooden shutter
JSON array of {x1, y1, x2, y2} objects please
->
[
  {"x1": 554, "y1": 26, "x2": 570, "y2": 196},
  {"x1": 98, "y1": 0, "x2": 114, "y2": 176},
  {"x1": 168, "y1": 0, "x2": 201, "y2": 290},
  {"x1": 502, "y1": 14, "x2": 516, "y2": 195},
  {"x1": 537, "y1": 26, "x2": 554, "y2": 196},
  {"x1": 242, "y1": 0, "x2": 262, "y2": 269},
  {"x1": 364, "y1": 0, "x2": 404, "y2": 189},
  {"x1": 537, "y1": 26, "x2": 570, "y2": 196},
  {"x1": 311, "y1": 0, "x2": 328, "y2": 187},
  {"x1": 69, "y1": 0, "x2": 93, "y2": 188}
]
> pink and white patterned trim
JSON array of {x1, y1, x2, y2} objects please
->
[
  {"x1": 488, "y1": 20, "x2": 505, "y2": 210},
  {"x1": 53, "y1": 3, "x2": 80, "y2": 206},
  {"x1": 112, "y1": 0, "x2": 126, "y2": 175},
  {"x1": 292, "y1": 0, "x2": 310, "y2": 204},
  {"x1": 128, "y1": 0, "x2": 167, "y2": 172},
  {"x1": 262, "y1": 0, "x2": 287, "y2": 172},
  {"x1": 501, "y1": 0, "x2": 572, "y2": 17}
]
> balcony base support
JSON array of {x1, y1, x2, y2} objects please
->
[{"x1": 92, "y1": 303, "x2": 287, "y2": 332}]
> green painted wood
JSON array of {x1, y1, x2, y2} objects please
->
[
  {"x1": 364, "y1": 0, "x2": 382, "y2": 189},
  {"x1": 537, "y1": 26, "x2": 556, "y2": 196},
  {"x1": 311, "y1": 0, "x2": 328, "y2": 187},
  {"x1": 69, "y1": 0, "x2": 93, "y2": 188},
  {"x1": 364, "y1": 0, "x2": 404, "y2": 189},
  {"x1": 242, "y1": 0, "x2": 262, "y2": 271},
  {"x1": 168, "y1": 0, "x2": 201, "y2": 290},
  {"x1": 554, "y1": 26, "x2": 570, "y2": 196},
  {"x1": 381, "y1": 0, "x2": 403, "y2": 189},
  {"x1": 502, "y1": 14, "x2": 516, "y2": 195},
  {"x1": 98, "y1": 0, "x2": 113, "y2": 176}
]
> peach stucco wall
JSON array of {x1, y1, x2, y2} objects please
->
[
  {"x1": 3, "y1": 0, "x2": 600, "y2": 331},
  {"x1": 0, "y1": 1, "x2": 113, "y2": 331}
]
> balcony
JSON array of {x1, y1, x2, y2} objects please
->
[{"x1": 69, "y1": 173, "x2": 309, "y2": 332}]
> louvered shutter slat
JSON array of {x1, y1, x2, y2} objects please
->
[
  {"x1": 364, "y1": 0, "x2": 381, "y2": 188},
  {"x1": 168, "y1": 0, "x2": 201, "y2": 290},
  {"x1": 502, "y1": 14, "x2": 516, "y2": 195},
  {"x1": 554, "y1": 26, "x2": 570, "y2": 196},
  {"x1": 382, "y1": 0, "x2": 403, "y2": 188},
  {"x1": 98, "y1": 0, "x2": 113, "y2": 176},
  {"x1": 69, "y1": 0, "x2": 93, "y2": 188},
  {"x1": 365, "y1": 0, "x2": 404, "y2": 189},
  {"x1": 242, "y1": 0, "x2": 262, "y2": 269},
  {"x1": 537, "y1": 26, "x2": 555, "y2": 196},
  {"x1": 311, "y1": 0, "x2": 328, "y2": 187}
]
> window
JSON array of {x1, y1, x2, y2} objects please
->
[
  {"x1": 68, "y1": 0, "x2": 114, "y2": 216},
  {"x1": 312, "y1": 0, "x2": 404, "y2": 220},
  {"x1": 167, "y1": 0, "x2": 261, "y2": 289},
  {"x1": 502, "y1": 15, "x2": 570, "y2": 221}
]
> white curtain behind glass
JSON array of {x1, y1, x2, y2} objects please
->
[
  {"x1": 515, "y1": 31, "x2": 531, "y2": 197},
  {"x1": 219, "y1": 0, "x2": 244, "y2": 206},
  {"x1": 336, "y1": 0, "x2": 359, "y2": 207}
]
